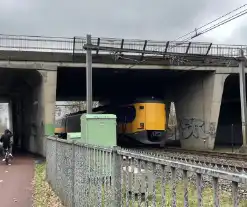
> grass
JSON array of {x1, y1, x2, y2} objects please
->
[
  {"x1": 156, "y1": 182, "x2": 247, "y2": 207},
  {"x1": 121, "y1": 180, "x2": 247, "y2": 207},
  {"x1": 32, "y1": 163, "x2": 64, "y2": 207},
  {"x1": 79, "y1": 178, "x2": 247, "y2": 207}
]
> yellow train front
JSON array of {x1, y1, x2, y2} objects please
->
[{"x1": 115, "y1": 99, "x2": 167, "y2": 147}]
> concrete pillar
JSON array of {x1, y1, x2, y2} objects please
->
[
  {"x1": 38, "y1": 70, "x2": 57, "y2": 156},
  {"x1": 175, "y1": 72, "x2": 229, "y2": 150},
  {"x1": 165, "y1": 101, "x2": 171, "y2": 135},
  {"x1": 8, "y1": 100, "x2": 13, "y2": 132}
]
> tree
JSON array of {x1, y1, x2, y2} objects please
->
[
  {"x1": 55, "y1": 101, "x2": 100, "y2": 119},
  {"x1": 63, "y1": 101, "x2": 100, "y2": 113}
]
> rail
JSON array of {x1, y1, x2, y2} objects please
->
[
  {"x1": 46, "y1": 137, "x2": 247, "y2": 206},
  {"x1": 165, "y1": 147, "x2": 247, "y2": 160},
  {"x1": 126, "y1": 148, "x2": 247, "y2": 173},
  {"x1": 0, "y1": 34, "x2": 246, "y2": 59}
]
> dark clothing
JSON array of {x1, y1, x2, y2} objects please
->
[
  {"x1": 3, "y1": 143, "x2": 11, "y2": 151},
  {"x1": 0, "y1": 130, "x2": 12, "y2": 151}
]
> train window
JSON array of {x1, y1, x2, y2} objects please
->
[
  {"x1": 116, "y1": 106, "x2": 136, "y2": 123},
  {"x1": 66, "y1": 115, "x2": 81, "y2": 132},
  {"x1": 139, "y1": 106, "x2": 144, "y2": 110},
  {"x1": 125, "y1": 106, "x2": 136, "y2": 123}
]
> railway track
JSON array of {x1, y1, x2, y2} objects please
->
[
  {"x1": 165, "y1": 147, "x2": 247, "y2": 161},
  {"x1": 124, "y1": 146, "x2": 247, "y2": 173}
]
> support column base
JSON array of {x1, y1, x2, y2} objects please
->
[
  {"x1": 180, "y1": 138, "x2": 215, "y2": 151},
  {"x1": 238, "y1": 145, "x2": 247, "y2": 154}
]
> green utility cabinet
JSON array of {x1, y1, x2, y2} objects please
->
[{"x1": 80, "y1": 114, "x2": 117, "y2": 147}]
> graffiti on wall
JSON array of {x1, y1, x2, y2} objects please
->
[
  {"x1": 179, "y1": 118, "x2": 216, "y2": 140},
  {"x1": 208, "y1": 122, "x2": 217, "y2": 138}
]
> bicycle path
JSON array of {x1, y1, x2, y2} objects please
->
[{"x1": 0, "y1": 155, "x2": 34, "y2": 207}]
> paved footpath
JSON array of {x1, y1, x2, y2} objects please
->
[{"x1": 0, "y1": 155, "x2": 34, "y2": 207}]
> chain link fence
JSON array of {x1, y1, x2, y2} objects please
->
[{"x1": 46, "y1": 137, "x2": 247, "y2": 207}]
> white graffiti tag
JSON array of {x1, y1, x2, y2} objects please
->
[{"x1": 180, "y1": 118, "x2": 208, "y2": 139}]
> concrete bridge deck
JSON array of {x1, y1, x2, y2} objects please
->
[
  {"x1": 0, "y1": 50, "x2": 244, "y2": 74},
  {"x1": 0, "y1": 34, "x2": 246, "y2": 72}
]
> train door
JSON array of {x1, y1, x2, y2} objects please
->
[{"x1": 134, "y1": 103, "x2": 146, "y2": 132}]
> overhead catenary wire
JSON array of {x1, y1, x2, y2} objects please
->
[
  {"x1": 168, "y1": 7, "x2": 247, "y2": 49},
  {"x1": 123, "y1": 4, "x2": 247, "y2": 69},
  {"x1": 175, "y1": 4, "x2": 247, "y2": 41},
  {"x1": 167, "y1": 8, "x2": 247, "y2": 74},
  {"x1": 194, "y1": 8, "x2": 247, "y2": 38}
]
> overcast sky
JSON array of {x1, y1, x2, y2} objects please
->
[{"x1": 0, "y1": 0, "x2": 247, "y2": 45}]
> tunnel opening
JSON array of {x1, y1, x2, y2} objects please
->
[
  {"x1": 215, "y1": 74, "x2": 242, "y2": 148},
  {"x1": 56, "y1": 67, "x2": 208, "y2": 101},
  {"x1": 0, "y1": 68, "x2": 43, "y2": 155},
  {"x1": 57, "y1": 68, "x2": 212, "y2": 148}
]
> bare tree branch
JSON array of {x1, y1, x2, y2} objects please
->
[{"x1": 55, "y1": 101, "x2": 100, "y2": 119}]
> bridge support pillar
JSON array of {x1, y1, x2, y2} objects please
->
[
  {"x1": 38, "y1": 70, "x2": 57, "y2": 156},
  {"x1": 175, "y1": 73, "x2": 229, "y2": 150}
]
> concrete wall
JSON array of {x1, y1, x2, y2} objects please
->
[
  {"x1": 28, "y1": 83, "x2": 40, "y2": 154},
  {"x1": 174, "y1": 72, "x2": 228, "y2": 150},
  {"x1": 22, "y1": 89, "x2": 33, "y2": 152},
  {"x1": 38, "y1": 70, "x2": 57, "y2": 156},
  {"x1": 16, "y1": 70, "x2": 57, "y2": 156},
  {"x1": 11, "y1": 97, "x2": 22, "y2": 148}
]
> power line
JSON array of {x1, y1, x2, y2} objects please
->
[
  {"x1": 196, "y1": 9, "x2": 247, "y2": 37},
  {"x1": 125, "y1": 4, "x2": 247, "y2": 69},
  {"x1": 167, "y1": 7, "x2": 247, "y2": 51},
  {"x1": 175, "y1": 4, "x2": 247, "y2": 41},
  {"x1": 166, "y1": 8, "x2": 247, "y2": 75}
]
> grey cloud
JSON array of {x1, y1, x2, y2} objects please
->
[
  {"x1": 0, "y1": 0, "x2": 246, "y2": 44},
  {"x1": 225, "y1": 24, "x2": 247, "y2": 45}
]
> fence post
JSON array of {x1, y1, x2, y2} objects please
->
[
  {"x1": 72, "y1": 37, "x2": 76, "y2": 62},
  {"x1": 46, "y1": 138, "x2": 48, "y2": 180},
  {"x1": 55, "y1": 137, "x2": 58, "y2": 194},
  {"x1": 112, "y1": 146, "x2": 121, "y2": 207},
  {"x1": 72, "y1": 141, "x2": 75, "y2": 207}
]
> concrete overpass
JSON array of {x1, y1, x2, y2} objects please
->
[{"x1": 0, "y1": 34, "x2": 247, "y2": 156}]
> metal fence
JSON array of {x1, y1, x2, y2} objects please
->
[
  {"x1": 46, "y1": 137, "x2": 247, "y2": 207},
  {"x1": 0, "y1": 33, "x2": 247, "y2": 58}
]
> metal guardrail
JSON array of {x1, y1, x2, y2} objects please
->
[
  {"x1": 46, "y1": 137, "x2": 247, "y2": 207},
  {"x1": 0, "y1": 34, "x2": 246, "y2": 59}
]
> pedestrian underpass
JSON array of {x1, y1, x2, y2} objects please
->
[{"x1": 0, "y1": 68, "x2": 48, "y2": 155}]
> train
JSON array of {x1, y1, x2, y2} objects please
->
[{"x1": 55, "y1": 98, "x2": 167, "y2": 147}]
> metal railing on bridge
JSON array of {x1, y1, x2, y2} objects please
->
[
  {"x1": 46, "y1": 137, "x2": 247, "y2": 207},
  {"x1": 0, "y1": 34, "x2": 246, "y2": 59}
]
